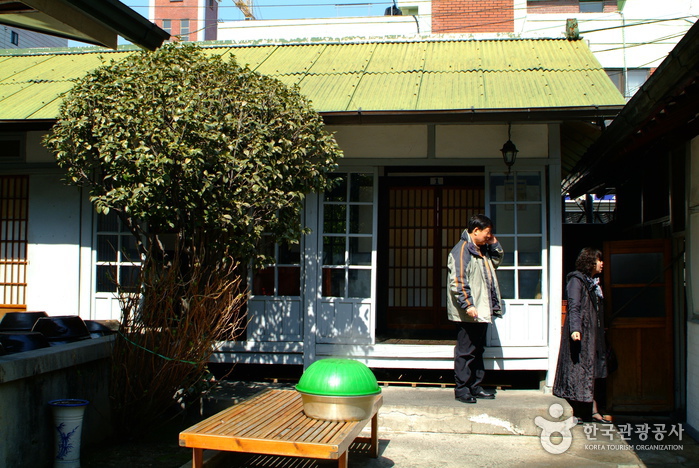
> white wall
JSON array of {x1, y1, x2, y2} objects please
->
[
  {"x1": 328, "y1": 123, "x2": 549, "y2": 160},
  {"x1": 216, "y1": 1, "x2": 432, "y2": 42},
  {"x1": 26, "y1": 174, "x2": 84, "y2": 316},
  {"x1": 436, "y1": 124, "x2": 548, "y2": 159},
  {"x1": 327, "y1": 125, "x2": 427, "y2": 158},
  {"x1": 523, "y1": 1, "x2": 697, "y2": 69}
]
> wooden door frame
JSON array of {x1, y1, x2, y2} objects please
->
[{"x1": 376, "y1": 168, "x2": 484, "y2": 339}]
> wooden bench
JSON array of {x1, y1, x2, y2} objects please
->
[{"x1": 179, "y1": 388, "x2": 383, "y2": 468}]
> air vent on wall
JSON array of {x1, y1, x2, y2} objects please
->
[{"x1": 0, "y1": 134, "x2": 25, "y2": 162}]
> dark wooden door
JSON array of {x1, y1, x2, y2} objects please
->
[
  {"x1": 603, "y1": 239, "x2": 674, "y2": 412},
  {"x1": 380, "y1": 177, "x2": 484, "y2": 336}
]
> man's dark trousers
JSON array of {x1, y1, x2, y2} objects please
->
[{"x1": 454, "y1": 322, "x2": 489, "y2": 398}]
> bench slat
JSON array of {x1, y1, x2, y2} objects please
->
[{"x1": 179, "y1": 389, "x2": 383, "y2": 465}]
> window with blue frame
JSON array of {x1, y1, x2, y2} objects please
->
[{"x1": 321, "y1": 173, "x2": 374, "y2": 298}]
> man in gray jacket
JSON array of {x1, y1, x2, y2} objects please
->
[{"x1": 447, "y1": 214, "x2": 504, "y2": 404}]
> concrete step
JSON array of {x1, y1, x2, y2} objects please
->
[
  {"x1": 375, "y1": 385, "x2": 572, "y2": 437},
  {"x1": 200, "y1": 381, "x2": 572, "y2": 437}
]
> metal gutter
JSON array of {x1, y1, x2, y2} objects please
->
[{"x1": 321, "y1": 106, "x2": 624, "y2": 125}]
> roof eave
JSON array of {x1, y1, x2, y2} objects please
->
[
  {"x1": 563, "y1": 20, "x2": 699, "y2": 197},
  {"x1": 321, "y1": 106, "x2": 624, "y2": 125},
  {"x1": 0, "y1": 0, "x2": 169, "y2": 50}
]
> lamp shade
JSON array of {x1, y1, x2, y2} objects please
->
[{"x1": 500, "y1": 140, "x2": 518, "y2": 167}]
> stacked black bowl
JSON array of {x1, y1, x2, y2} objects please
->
[
  {"x1": 31, "y1": 315, "x2": 91, "y2": 346},
  {"x1": 0, "y1": 332, "x2": 50, "y2": 353},
  {"x1": 0, "y1": 312, "x2": 52, "y2": 354},
  {"x1": 0, "y1": 311, "x2": 48, "y2": 332}
]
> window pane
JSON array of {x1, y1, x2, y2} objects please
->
[
  {"x1": 96, "y1": 265, "x2": 117, "y2": 293},
  {"x1": 518, "y1": 270, "x2": 542, "y2": 299},
  {"x1": 97, "y1": 235, "x2": 118, "y2": 262},
  {"x1": 517, "y1": 205, "x2": 541, "y2": 234},
  {"x1": 259, "y1": 235, "x2": 275, "y2": 259},
  {"x1": 349, "y1": 205, "x2": 373, "y2": 234},
  {"x1": 279, "y1": 242, "x2": 300, "y2": 265},
  {"x1": 579, "y1": 1, "x2": 603, "y2": 13},
  {"x1": 253, "y1": 268, "x2": 274, "y2": 296},
  {"x1": 497, "y1": 270, "x2": 515, "y2": 299},
  {"x1": 323, "y1": 236, "x2": 345, "y2": 265},
  {"x1": 490, "y1": 174, "x2": 515, "y2": 202},
  {"x1": 518, "y1": 237, "x2": 542, "y2": 266},
  {"x1": 325, "y1": 174, "x2": 347, "y2": 202},
  {"x1": 119, "y1": 266, "x2": 141, "y2": 292},
  {"x1": 610, "y1": 253, "x2": 663, "y2": 284},
  {"x1": 605, "y1": 69, "x2": 622, "y2": 94},
  {"x1": 349, "y1": 237, "x2": 372, "y2": 265},
  {"x1": 121, "y1": 235, "x2": 139, "y2": 262},
  {"x1": 322, "y1": 268, "x2": 345, "y2": 297},
  {"x1": 98, "y1": 211, "x2": 119, "y2": 231},
  {"x1": 490, "y1": 204, "x2": 514, "y2": 234},
  {"x1": 626, "y1": 69, "x2": 648, "y2": 97},
  {"x1": 497, "y1": 236, "x2": 515, "y2": 266},
  {"x1": 349, "y1": 269, "x2": 371, "y2": 298},
  {"x1": 611, "y1": 287, "x2": 664, "y2": 318},
  {"x1": 323, "y1": 205, "x2": 346, "y2": 233},
  {"x1": 277, "y1": 266, "x2": 300, "y2": 296},
  {"x1": 350, "y1": 173, "x2": 373, "y2": 202},
  {"x1": 517, "y1": 173, "x2": 541, "y2": 201}
]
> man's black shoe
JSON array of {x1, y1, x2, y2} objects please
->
[
  {"x1": 472, "y1": 391, "x2": 495, "y2": 399},
  {"x1": 455, "y1": 395, "x2": 477, "y2": 404}
]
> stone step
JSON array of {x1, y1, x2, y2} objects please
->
[{"x1": 200, "y1": 381, "x2": 572, "y2": 437}]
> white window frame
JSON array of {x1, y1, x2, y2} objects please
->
[{"x1": 486, "y1": 169, "x2": 548, "y2": 303}]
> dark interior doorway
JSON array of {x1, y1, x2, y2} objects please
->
[{"x1": 377, "y1": 170, "x2": 484, "y2": 339}]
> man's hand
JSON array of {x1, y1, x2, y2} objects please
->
[
  {"x1": 467, "y1": 307, "x2": 478, "y2": 318},
  {"x1": 487, "y1": 235, "x2": 498, "y2": 245}
]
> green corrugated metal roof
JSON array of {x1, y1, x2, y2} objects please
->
[{"x1": 0, "y1": 38, "x2": 625, "y2": 121}]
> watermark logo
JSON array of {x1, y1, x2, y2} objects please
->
[
  {"x1": 535, "y1": 403, "x2": 685, "y2": 454},
  {"x1": 534, "y1": 403, "x2": 577, "y2": 454}
]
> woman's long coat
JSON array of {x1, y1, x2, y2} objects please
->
[{"x1": 553, "y1": 271, "x2": 608, "y2": 403}]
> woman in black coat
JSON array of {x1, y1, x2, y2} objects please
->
[{"x1": 553, "y1": 247, "x2": 608, "y2": 423}]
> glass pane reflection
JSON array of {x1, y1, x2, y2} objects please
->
[
  {"x1": 517, "y1": 205, "x2": 541, "y2": 234},
  {"x1": 349, "y1": 237, "x2": 372, "y2": 265},
  {"x1": 97, "y1": 235, "x2": 118, "y2": 262},
  {"x1": 349, "y1": 269, "x2": 371, "y2": 297},
  {"x1": 517, "y1": 237, "x2": 542, "y2": 266},
  {"x1": 498, "y1": 270, "x2": 515, "y2": 299},
  {"x1": 323, "y1": 205, "x2": 346, "y2": 233},
  {"x1": 490, "y1": 174, "x2": 515, "y2": 202},
  {"x1": 517, "y1": 172, "x2": 541, "y2": 201},
  {"x1": 518, "y1": 270, "x2": 542, "y2": 299},
  {"x1": 325, "y1": 174, "x2": 347, "y2": 202},
  {"x1": 490, "y1": 204, "x2": 514, "y2": 234},
  {"x1": 350, "y1": 205, "x2": 373, "y2": 234},
  {"x1": 277, "y1": 266, "x2": 301, "y2": 296},
  {"x1": 96, "y1": 265, "x2": 117, "y2": 293},
  {"x1": 350, "y1": 173, "x2": 373, "y2": 202},
  {"x1": 322, "y1": 268, "x2": 345, "y2": 297},
  {"x1": 497, "y1": 236, "x2": 515, "y2": 266},
  {"x1": 323, "y1": 237, "x2": 345, "y2": 265}
]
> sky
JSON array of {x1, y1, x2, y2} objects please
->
[
  {"x1": 94, "y1": 1, "x2": 399, "y2": 46},
  {"x1": 122, "y1": 1, "x2": 399, "y2": 22}
]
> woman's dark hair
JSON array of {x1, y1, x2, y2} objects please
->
[
  {"x1": 575, "y1": 247, "x2": 602, "y2": 276},
  {"x1": 467, "y1": 214, "x2": 493, "y2": 233}
]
